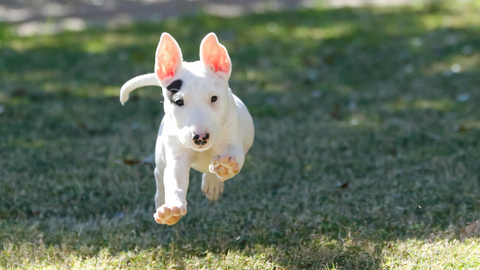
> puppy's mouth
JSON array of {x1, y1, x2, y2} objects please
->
[
  {"x1": 182, "y1": 136, "x2": 216, "y2": 151},
  {"x1": 189, "y1": 140, "x2": 214, "y2": 151}
]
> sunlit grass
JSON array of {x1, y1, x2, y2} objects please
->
[
  {"x1": 3, "y1": 235, "x2": 478, "y2": 269},
  {"x1": 1, "y1": 242, "x2": 282, "y2": 269},
  {"x1": 385, "y1": 98, "x2": 458, "y2": 112},
  {"x1": 383, "y1": 239, "x2": 480, "y2": 269}
]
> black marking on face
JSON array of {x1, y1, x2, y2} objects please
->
[
  {"x1": 167, "y1": 80, "x2": 182, "y2": 91},
  {"x1": 166, "y1": 79, "x2": 183, "y2": 103}
]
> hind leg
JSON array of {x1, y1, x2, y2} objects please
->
[
  {"x1": 201, "y1": 172, "x2": 224, "y2": 202},
  {"x1": 154, "y1": 167, "x2": 165, "y2": 209}
]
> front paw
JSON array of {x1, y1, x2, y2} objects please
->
[
  {"x1": 209, "y1": 154, "x2": 240, "y2": 180},
  {"x1": 153, "y1": 204, "x2": 187, "y2": 225}
]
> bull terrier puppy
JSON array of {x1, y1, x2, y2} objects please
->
[{"x1": 119, "y1": 33, "x2": 254, "y2": 225}]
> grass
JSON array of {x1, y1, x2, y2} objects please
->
[{"x1": 1, "y1": 1, "x2": 480, "y2": 269}]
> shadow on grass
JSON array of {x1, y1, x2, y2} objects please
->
[{"x1": 1, "y1": 3, "x2": 480, "y2": 269}]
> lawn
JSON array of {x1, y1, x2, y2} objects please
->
[{"x1": 1, "y1": 1, "x2": 480, "y2": 269}]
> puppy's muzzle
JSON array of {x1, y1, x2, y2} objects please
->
[{"x1": 193, "y1": 133, "x2": 209, "y2": 145}]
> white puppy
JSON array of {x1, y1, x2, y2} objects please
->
[{"x1": 119, "y1": 33, "x2": 254, "y2": 225}]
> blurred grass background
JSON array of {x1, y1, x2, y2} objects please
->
[{"x1": 1, "y1": 1, "x2": 480, "y2": 269}]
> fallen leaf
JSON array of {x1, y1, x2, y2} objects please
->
[
  {"x1": 117, "y1": 154, "x2": 155, "y2": 167},
  {"x1": 77, "y1": 122, "x2": 89, "y2": 130},
  {"x1": 130, "y1": 95, "x2": 139, "y2": 102},
  {"x1": 452, "y1": 124, "x2": 468, "y2": 133},
  {"x1": 303, "y1": 164, "x2": 312, "y2": 171},
  {"x1": 11, "y1": 88, "x2": 26, "y2": 97},
  {"x1": 460, "y1": 219, "x2": 480, "y2": 241},
  {"x1": 122, "y1": 158, "x2": 140, "y2": 165},
  {"x1": 336, "y1": 182, "x2": 349, "y2": 188},
  {"x1": 330, "y1": 103, "x2": 340, "y2": 119},
  {"x1": 387, "y1": 147, "x2": 397, "y2": 156}
]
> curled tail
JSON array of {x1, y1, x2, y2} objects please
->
[{"x1": 119, "y1": 73, "x2": 160, "y2": 105}]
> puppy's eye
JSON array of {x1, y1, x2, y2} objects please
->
[
  {"x1": 211, "y1": 96, "x2": 218, "y2": 103},
  {"x1": 174, "y1": 99, "x2": 184, "y2": 106}
]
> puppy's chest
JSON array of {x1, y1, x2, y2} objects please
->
[{"x1": 190, "y1": 148, "x2": 216, "y2": 174}]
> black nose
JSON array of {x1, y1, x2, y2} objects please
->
[{"x1": 193, "y1": 133, "x2": 209, "y2": 145}]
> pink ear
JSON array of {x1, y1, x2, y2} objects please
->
[
  {"x1": 155, "y1": 33, "x2": 183, "y2": 84},
  {"x1": 200, "y1": 33, "x2": 231, "y2": 78}
]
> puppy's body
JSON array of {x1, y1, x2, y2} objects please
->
[
  {"x1": 153, "y1": 61, "x2": 254, "y2": 208},
  {"x1": 120, "y1": 33, "x2": 254, "y2": 225}
]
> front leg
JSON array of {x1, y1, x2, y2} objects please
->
[
  {"x1": 154, "y1": 138, "x2": 192, "y2": 225},
  {"x1": 209, "y1": 144, "x2": 245, "y2": 181}
]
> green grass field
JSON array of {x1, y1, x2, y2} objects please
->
[{"x1": 1, "y1": 1, "x2": 480, "y2": 269}]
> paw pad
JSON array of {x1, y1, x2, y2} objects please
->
[
  {"x1": 154, "y1": 205, "x2": 186, "y2": 225},
  {"x1": 209, "y1": 153, "x2": 240, "y2": 180}
]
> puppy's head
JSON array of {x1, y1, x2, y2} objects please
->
[{"x1": 155, "y1": 33, "x2": 232, "y2": 151}]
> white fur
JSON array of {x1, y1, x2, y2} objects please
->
[{"x1": 120, "y1": 33, "x2": 254, "y2": 225}]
